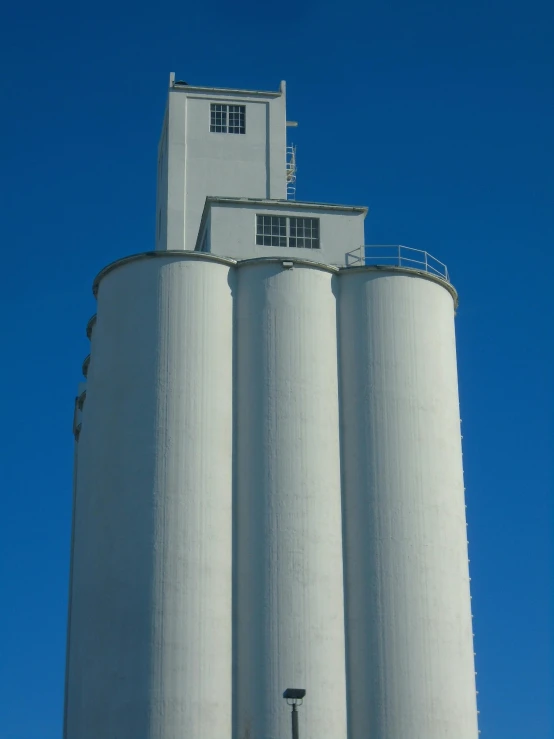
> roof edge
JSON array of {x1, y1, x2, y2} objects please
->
[
  {"x1": 205, "y1": 196, "x2": 367, "y2": 214},
  {"x1": 172, "y1": 84, "x2": 282, "y2": 97}
]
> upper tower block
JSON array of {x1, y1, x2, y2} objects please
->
[{"x1": 156, "y1": 74, "x2": 288, "y2": 251}]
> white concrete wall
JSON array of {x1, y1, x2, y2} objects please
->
[
  {"x1": 65, "y1": 254, "x2": 235, "y2": 739},
  {"x1": 339, "y1": 270, "x2": 478, "y2": 739},
  {"x1": 159, "y1": 86, "x2": 287, "y2": 251},
  {"x1": 206, "y1": 201, "x2": 365, "y2": 265},
  {"x1": 235, "y1": 262, "x2": 347, "y2": 739}
]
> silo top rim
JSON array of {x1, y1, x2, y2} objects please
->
[
  {"x1": 340, "y1": 264, "x2": 459, "y2": 308},
  {"x1": 92, "y1": 251, "x2": 237, "y2": 296},
  {"x1": 91, "y1": 252, "x2": 458, "y2": 309}
]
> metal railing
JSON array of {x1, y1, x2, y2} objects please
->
[{"x1": 346, "y1": 245, "x2": 450, "y2": 282}]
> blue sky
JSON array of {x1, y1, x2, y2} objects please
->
[{"x1": 0, "y1": 0, "x2": 552, "y2": 737}]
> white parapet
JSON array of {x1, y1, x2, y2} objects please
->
[
  {"x1": 65, "y1": 253, "x2": 235, "y2": 739},
  {"x1": 338, "y1": 269, "x2": 478, "y2": 739},
  {"x1": 235, "y1": 260, "x2": 348, "y2": 739}
]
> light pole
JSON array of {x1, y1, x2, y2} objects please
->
[{"x1": 283, "y1": 688, "x2": 306, "y2": 739}]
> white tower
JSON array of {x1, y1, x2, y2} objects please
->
[
  {"x1": 156, "y1": 75, "x2": 288, "y2": 252},
  {"x1": 65, "y1": 76, "x2": 479, "y2": 739}
]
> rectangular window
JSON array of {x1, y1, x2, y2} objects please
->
[
  {"x1": 256, "y1": 215, "x2": 320, "y2": 249},
  {"x1": 210, "y1": 104, "x2": 227, "y2": 133},
  {"x1": 228, "y1": 105, "x2": 245, "y2": 134},
  {"x1": 289, "y1": 217, "x2": 320, "y2": 249},
  {"x1": 256, "y1": 215, "x2": 287, "y2": 247},
  {"x1": 210, "y1": 103, "x2": 245, "y2": 134}
]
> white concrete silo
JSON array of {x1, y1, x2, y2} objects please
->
[
  {"x1": 338, "y1": 268, "x2": 478, "y2": 739},
  {"x1": 235, "y1": 260, "x2": 348, "y2": 739},
  {"x1": 65, "y1": 253, "x2": 235, "y2": 739}
]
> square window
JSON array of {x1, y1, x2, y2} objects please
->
[
  {"x1": 289, "y1": 217, "x2": 320, "y2": 249},
  {"x1": 256, "y1": 215, "x2": 286, "y2": 247},
  {"x1": 210, "y1": 103, "x2": 245, "y2": 134}
]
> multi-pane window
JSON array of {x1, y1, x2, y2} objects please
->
[
  {"x1": 289, "y1": 217, "x2": 320, "y2": 249},
  {"x1": 256, "y1": 215, "x2": 320, "y2": 249},
  {"x1": 210, "y1": 104, "x2": 227, "y2": 132},
  {"x1": 228, "y1": 105, "x2": 245, "y2": 133},
  {"x1": 256, "y1": 215, "x2": 287, "y2": 247},
  {"x1": 210, "y1": 103, "x2": 246, "y2": 134}
]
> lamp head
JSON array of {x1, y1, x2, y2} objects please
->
[{"x1": 283, "y1": 688, "x2": 306, "y2": 704}]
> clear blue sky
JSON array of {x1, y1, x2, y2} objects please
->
[{"x1": 0, "y1": 1, "x2": 552, "y2": 737}]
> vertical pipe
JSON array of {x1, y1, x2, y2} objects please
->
[{"x1": 292, "y1": 704, "x2": 299, "y2": 739}]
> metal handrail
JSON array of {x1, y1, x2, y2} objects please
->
[{"x1": 345, "y1": 245, "x2": 450, "y2": 282}]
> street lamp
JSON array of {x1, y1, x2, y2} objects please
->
[{"x1": 283, "y1": 688, "x2": 306, "y2": 739}]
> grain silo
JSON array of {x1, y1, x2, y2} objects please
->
[{"x1": 64, "y1": 76, "x2": 479, "y2": 739}]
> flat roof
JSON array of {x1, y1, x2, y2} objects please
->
[
  {"x1": 205, "y1": 196, "x2": 367, "y2": 214},
  {"x1": 172, "y1": 82, "x2": 283, "y2": 98}
]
